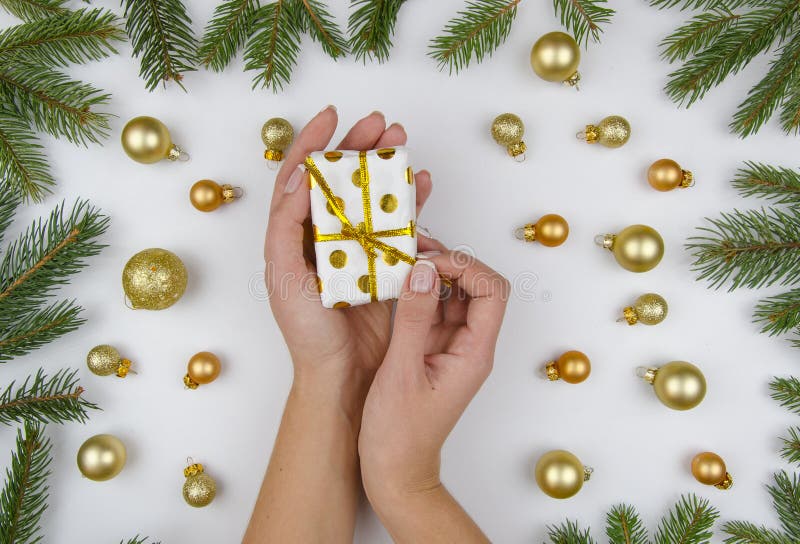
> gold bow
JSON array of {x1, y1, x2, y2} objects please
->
[{"x1": 305, "y1": 151, "x2": 416, "y2": 302}]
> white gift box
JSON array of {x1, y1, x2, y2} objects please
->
[{"x1": 304, "y1": 147, "x2": 417, "y2": 308}]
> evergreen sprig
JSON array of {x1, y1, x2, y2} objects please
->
[
  {"x1": 553, "y1": 0, "x2": 614, "y2": 47},
  {"x1": 0, "y1": 368, "x2": 97, "y2": 425},
  {"x1": 123, "y1": 538, "x2": 157, "y2": 544},
  {"x1": 723, "y1": 521, "x2": 795, "y2": 544},
  {"x1": 198, "y1": 0, "x2": 260, "y2": 72},
  {"x1": 347, "y1": 0, "x2": 404, "y2": 64},
  {"x1": 606, "y1": 504, "x2": 648, "y2": 544},
  {"x1": 659, "y1": 9, "x2": 742, "y2": 63},
  {"x1": 0, "y1": 0, "x2": 68, "y2": 22},
  {"x1": 244, "y1": 1, "x2": 301, "y2": 91},
  {"x1": 294, "y1": 0, "x2": 348, "y2": 59},
  {"x1": 771, "y1": 376, "x2": 800, "y2": 416},
  {"x1": 753, "y1": 288, "x2": 800, "y2": 337},
  {"x1": 769, "y1": 471, "x2": 800, "y2": 538},
  {"x1": 547, "y1": 519, "x2": 596, "y2": 544},
  {"x1": 780, "y1": 427, "x2": 800, "y2": 465},
  {"x1": 653, "y1": 494, "x2": 719, "y2": 544},
  {"x1": 122, "y1": 0, "x2": 198, "y2": 91},
  {"x1": 0, "y1": 300, "x2": 84, "y2": 363},
  {"x1": 0, "y1": 111, "x2": 53, "y2": 202},
  {"x1": 733, "y1": 161, "x2": 800, "y2": 206}
]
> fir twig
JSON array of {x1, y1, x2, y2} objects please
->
[
  {"x1": 244, "y1": 1, "x2": 301, "y2": 91},
  {"x1": 654, "y1": 494, "x2": 719, "y2": 544},
  {"x1": 780, "y1": 427, "x2": 800, "y2": 466},
  {"x1": 547, "y1": 519, "x2": 596, "y2": 544},
  {"x1": 753, "y1": 288, "x2": 800, "y2": 337},
  {"x1": 0, "y1": 421, "x2": 51, "y2": 544},
  {"x1": 769, "y1": 471, "x2": 800, "y2": 539},
  {"x1": 0, "y1": 0, "x2": 68, "y2": 22},
  {"x1": 659, "y1": 8, "x2": 742, "y2": 63},
  {"x1": 347, "y1": 0, "x2": 404, "y2": 64},
  {"x1": 732, "y1": 162, "x2": 800, "y2": 206},
  {"x1": 0, "y1": 300, "x2": 84, "y2": 362},
  {"x1": 553, "y1": 0, "x2": 614, "y2": 47},
  {"x1": 198, "y1": 0, "x2": 260, "y2": 72},
  {"x1": 122, "y1": 537, "x2": 157, "y2": 544},
  {"x1": 606, "y1": 504, "x2": 649, "y2": 544},
  {"x1": 0, "y1": 181, "x2": 19, "y2": 247},
  {"x1": 0, "y1": 109, "x2": 53, "y2": 202},
  {"x1": 294, "y1": 0, "x2": 347, "y2": 59},
  {"x1": 722, "y1": 521, "x2": 794, "y2": 544},
  {"x1": 0, "y1": 368, "x2": 97, "y2": 425},
  {"x1": 771, "y1": 376, "x2": 800, "y2": 416},
  {"x1": 650, "y1": 1, "x2": 776, "y2": 11},
  {"x1": 122, "y1": 0, "x2": 198, "y2": 91}
]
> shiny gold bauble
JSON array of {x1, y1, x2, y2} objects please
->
[
  {"x1": 546, "y1": 350, "x2": 591, "y2": 384},
  {"x1": 643, "y1": 361, "x2": 707, "y2": 411},
  {"x1": 185, "y1": 351, "x2": 221, "y2": 389},
  {"x1": 648, "y1": 158, "x2": 693, "y2": 191},
  {"x1": 598, "y1": 224, "x2": 664, "y2": 272},
  {"x1": 530, "y1": 31, "x2": 580, "y2": 85},
  {"x1": 189, "y1": 180, "x2": 238, "y2": 212},
  {"x1": 121, "y1": 116, "x2": 183, "y2": 163},
  {"x1": 515, "y1": 214, "x2": 569, "y2": 247},
  {"x1": 491, "y1": 113, "x2": 526, "y2": 158},
  {"x1": 623, "y1": 293, "x2": 668, "y2": 325},
  {"x1": 183, "y1": 463, "x2": 217, "y2": 507},
  {"x1": 86, "y1": 344, "x2": 132, "y2": 377},
  {"x1": 122, "y1": 248, "x2": 188, "y2": 310},
  {"x1": 77, "y1": 434, "x2": 127, "y2": 481},
  {"x1": 582, "y1": 115, "x2": 631, "y2": 148},
  {"x1": 691, "y1": 452, "x2": 733, "y2": 489},
  {"x1": 261, "y1": 117, "x2": 294, "y2": 161},
  {"x1": 534, "y1": 450, "x2": 589, "y2": 499}
]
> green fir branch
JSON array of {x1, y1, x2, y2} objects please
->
[
  {"x1": 659, "y1": 8, "x2": 741, "y2": 63},
  {"x1": 428, "y1": 0, "x2": 520, "y2": 74},
  {"x1": 347, "y1": 0, "x2": 404, "y2": 64},
  {"x1": 722, "y1": 521, "x2": 794, "y2": 544},
  {"x1": 779, "y1": 68, "x2": 800, "y2": 134},
  {"x1": 294, "y1": 0, "x2": 347, "y2": 59},
  {"x1": 0, "y1": 182, "x2": 19, "y2": 248},
  {"x1": 244, "y1": 1, "x2": 301, "y2": 91},
  {"x1": 650, "y1": 1, "x2": 779, "y2": 12},
  {"x1": 122, "y1": 538, "x2": 157, "y2": 544},
  {"x1": 753, "y1": 288, "x2": 800, "y2": 337},
  {"x1": 771, "y1": 376, "x2": 800, "y2": 415},
  {"x1": 0, "y1": 0, "x2": 68, "y2": 22},
  {"x1": 0, "y1": 368, "x2": 97, "y2": 425},
  {"x1": 553, "y1": 0, "x2": 614, "y2": 47},
  {"x1": 122, "y1": 0, "x2": 198, "y2": 91},
  {"x1": 547, "y1": 519, "x2": 596, "y2": 544},
  {"x1": 654, "y1": 494, "x2": 719, "y2": 544},
  {"x1": 0, "y1": 109, "x2": 53, "y2": 202},
  {"x1": 732, "y1": 162, "x2": 800, "y2": 206},
  {"x1": 606, "y1": 504, "x2": 649, "y2": 544},
  {"x1": 769, "y1": 471, "x2": 800, "y2": 538},
  {"x1": 0, "y1": 300, "x2": 84, "y2": 363},
  {"x1": 0, "y1": 421, "x2": 51, "y2": 544},
  {"x1": 780, "y1": 427, "x2": 800, "y2": 466},
  {"x1": 198, "y1": 0, "x2": 260, "y2": 72}
]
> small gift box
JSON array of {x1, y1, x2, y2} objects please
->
[{"x1": 304, "y1": 147, "x2": 417, "y2": 308}]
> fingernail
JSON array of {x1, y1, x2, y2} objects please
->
[
  {"x1": 320, "y1": 104, "x2": 336, "y2": 113},
  {"x1": 371, "y1": 110, "x2": 384, "y2": 118},
  {"x1": 284, "y1": 165, "x2": 305, "y2": 193},
  {"x1": 410, "y1": 259, "x2": 436, "y2": 293},
  {"x1": 416, "y1": 250, "x2": 441, "y2": 259},
  {"x1": 388, "y1": 122, "x2": 405, "y2": 131}
]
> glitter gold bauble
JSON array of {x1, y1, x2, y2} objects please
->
[
  {"x1": 491, "y1": 113, "x2": 526, "y2": 160},
  {"x1": 648, "y1": 158, "x2": 693, "y2": 191},
  {"x1": 530, "y1": 31, "x2": 580, "y2": 86},
  {"x1": 122, "y1": 248, "x2": 188, "y2": 310},
  {"x1": 545, "y1": 350, "x2": 590, "y2": 384},
  {"x1": 77, "y1": 434, "x2": 126, "y2": 481},
  {"x1": 691, "y1": 452, "x2": 733, "y2": 489},
  {"x1": 86, "y1": 344, "x2": 132, "y2": 377},
  {"x1": 261, "y1": 117, "x2": 294, "y2": 163},
  {"x1": 595, "y1": 225, "x2": 664, "y2": 272},
  {"x1": 183, "y1": 462, "x2": 217, "y2": 507},
  {"x1": 621, "y1": 293, "x2": 668, "y2": 325},
  {"x1": 534, "y1": 450, "x2": 591, "y2": 499},
  {"x1": 639, "y1": 361, "x2": 707, "y2": 411},
  {"x1": 579, "y1": 115, "x2": 631, "y2": 148},
  {"x1": 121, "y1": 116, "x2": 187, "y2": 163},
  {"x1": 184, "y1": 351, "x2": 221, "y2": 389},
  {"x1": 190, "y1": 180, "x2": 241, "y2": 212},
  {"x1": 514, "y1": 214, "x2": 569, "y2": 247}
]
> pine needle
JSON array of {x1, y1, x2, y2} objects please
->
[
  {"x1": 547, "y1": 519, "x2": 596, "y2": 544},
  {"x1": 198, "y1": 0, "x2": 260, "y2": 72},
  {"x1": 347, "y1": 0, "x2": 404, "y2": 64},
  {"x1": 780, "y1": 427, "x2": 800, "y2": 466},
  {"x1": 732, "y1": 162, "x2": 800, "y2": 206},
  {"x1": 0, "y1": 0, "x2": 68, "y2": 22},
  {"x1": 0, "y1": 300, "x2": 85, "y2": 362},
  {"x1": 769, "y1": 471, "x2": 800, "y2": 539},
  {"x1": 651, "y1": 0, "x2": 774, "y2": 10},
  {"x1": 0, "y1": 368, "x2": 97, "y2": 425},
  {"x1": 244, "y1": 1, "x2": 301, "y2": 91},
  {"x1": 122, "y1": 537, "x2": 158, "y2": 544},
  {"x1": 753, "y1": 288, "x2": 800, "y2": 337},
  {"x1": 606, "y1": 504, "x2": 649, "y2": 544},
  {"x1": 771, "y1": 376, "x2": 800, "y2": 416},
  {"x1": 553, "y1": 0, "x2": 614, "y2": 47},
  {"x1": 722, "y1": 521, "x2": 794, "y2": 543},
  {"x1": 659, "y1": 8, "x2": 741, "y2": 63},
  {"x1": 0, "y1": 109, "x2": 53, "y2": 202},
  {"x1": 294, "y1": 0, "x2": 347, "y2": 59},
  {"x1": 0, "y1": 181, "x2": 20, "y2": 246},
  {"x1": 654, "y1": 494, "x2": 719, "y2": 544}
]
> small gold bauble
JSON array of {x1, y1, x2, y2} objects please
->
[
  {"x1": 596, "y1": 225, "x2": 664, "y2": 272},
  {"x1": 546, "y1": 350, "x2": 591, "y2": 384},
  {"x1": 184, "y1": 351, "x2": 221, "y2": 389},
  {"x1": 189, "y1": 180, "x2": 240, "y2": 212},
  {"x1": 622, "y1": 293, "x2": 668, "y2": 325},
  {"x1": 261, "y1": 117, "x2": 294, "y2": 162},
  {"x1": 183, "y1": 463, "x2": 217, "y2": 507},
  {"x1": 86, "y1": 344, "x2": 132, "y2": 377},
  {"x1": 77, "y1": 434, "x2": 127, "y2": 481},
  {"x1": 648, "y1": 159, "x2": 693, "y2": 191},
  {"x1": 530, "y1": 31, "x2": 580, "y2": 86},
  {"x1": 641, "y1": 361, "x2": 707, "y2": 411},
  {"x1": 491, "y1": 113, "x2": 526, "y2": 159},
  {"x1": 514, "y1": 214, "x2": 569, "y2": 247},
  {"x1": 121, "y1": 116, "x2": 185, "y2": 163},
  {"x1": 122, "y1": 248, "x2": 188, "y2": 310},
  {"x1": 691, "y1": 452, "x2": 733, "y2": 489},
  {"x1": 534, "y1": 450, "x2": 590, "y2": 499},
  {"x1": 581, "y1": 115, "x2": 631, "y2": 148}
]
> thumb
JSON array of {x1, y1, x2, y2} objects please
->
[{"x1": 388, "y1": 259, "x2": 440, "y2": 363}]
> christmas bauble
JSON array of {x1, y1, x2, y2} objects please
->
[
  {"x1": 77, "y1": 434, "x2": 126, "y2": 481},
  {"x1": 648, "y1": 159, "x2": 693, "y2": 191},
  {"x1": 121, "y1": 116, "x2": 185, "y2": 163},
  {"x1": 623, "y1": 293, "x2": 668, "y2": 325},
  {"x1": 491, "y1": 113, "x2": 526, "y2": 159},
  {"x1": 597, "y1": 225, "x2": 664, "y2": 272},
  {"x1": 122, "y1": 248, "x2": 188, "y2": 310},
  {"x1": 183, "y1": 463, "x2": 216, "y2": 507},
  {"x1": 514, "y1": 214, "x2": 569, "y2": 247},
  {"x1": 581, "y1": 115, "x2": 631, "y2": 148},
  {"x1": 530, "y1": 31, "x2": 580, "y2": 86},
  {"x1": 534, "y1": 450, "x2": 589, "y2": 499},
  {"x1": 546, "y1": 350, "x2": 590, "y2": 384},
  {"x1": 185, "y1": 351, "x2": 221, "y2": 389},
  {"x1": 190, "y1": 180, "x2": 239, "y2": 212},
  {"x1": 691, "y1": 452, "x2": 733, "y2": 489},
  {"x1": 261, "y1": 118, "x2": 294, "y2": 162},
  {"x1": 642, "y1": 361, "x2": 707, "y2": 410},
  {"x1": 86, "y1": 344, "x2": 132, "y2": 377}
]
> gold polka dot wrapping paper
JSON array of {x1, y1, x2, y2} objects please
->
[{"x1": 305, "y1": 147, "x2": 417, "y2": 308}]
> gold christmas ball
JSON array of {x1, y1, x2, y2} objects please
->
[
  {"x1": 530, "y1": 31, "x2": 580, "y2": 85},
  {"x1": 547, "y1": 350, "x2": 591, "y2": 384},
  {"x1": 183, "y1": 463, "x2": 216, "y2": 507},
  {"x1": 189, "y1": 180, "x2": 238, "y2": 212},
  {"x1": 691, "y1": 452, "x2": 733, "y2": 489},
  {"x1": 583, "y1": 115, "x2": 631, "y2": 148},
  {"x1": 491, "y1": 113, "x2": 526, "y2": 158},
  {"x1": 624, "y1": 293, "x2": 668, "y2": 325},
  {"x1": 261, "y1": 117, "x2": 293, "y2": 161},
  {"x1": 599, "y1": 224, "x2": 664, "y2": 272},
  {"x1": 648, "y1": 158, "x2": 693, "y2": 191},
  {"x1": 122, "y1": 248, "x2": 188, "y2": 310},
  {"x1": 534, "y1": 450, "x2": 587, "y2": 499},
  {"x1": 185, "y1": 351, "x2": 221, "y2": 389},
  {"x1": 86, "y1": 344, "x2": 122, "y2": 376},
  {"x1": 77, "y1": 434, "x2": 126, "y2": 481},
  {"x1": 650, "y1": 361, "x2": 707, "y2": 411},
  {"x1": 535, "y1": 214, "x2": 569, "y2": 247},
  {"x1": 121, "y1": 116, "x2": 182, "y2": 163}
]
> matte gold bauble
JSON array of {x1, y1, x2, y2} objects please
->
[
  {"x1": 514, "y1": 214, "x2": 569, "y2": 247},
  {"x1": 534, "y1": 450, "x2": 591, "y2": 499},
  {"x1": 530, "y1": 31, "x2": 580, "y2": 86},
  {"x1": 648, "y1": 159, "x2": 693, "y2": 191},
  {"x1": 86, "y1": 344, "x2": 132, "y2": 377},
  {"x1": 183, "y1": 462, "x2": 217, "y2": 507},
  {"x1": 491, "y1": 113, "x2": 526, "y2": 160},
  {"x1": 121, "y1": 116, "x2": 186, "y2": 163},
  {"x1": 546, "y1": 350, "x2": 591, "y2": 384},
  {"x1": 122, "y1": 248, "x2": 188, "y2": 310},
  {"x1": 184, "y1": 351, "x2": 221, "y2": 389},
  {"x1": 580, "y1": 115, "x2": 631, "y2": 148},
  {"x1": 596, "y1": 224, "x2": 664, "y2": 272},
  {"x1": 621, "y1": 293, "x2": 668, "y2": 325},
  {"x1": 691, "y1": 452, "x2": 733, "y2": 489},
  {"x1": 189, "y1": 180, "x2": 241, "y2": 212},
  {"x1": 77, "y1": 434, "x2": 126, "y2": 481},
  {"x1": 640, "y1": 361, "x2": 707, "y2": 411},
  {"x1": 261, "y1": 117, "x2": 294, "y2": 163}
]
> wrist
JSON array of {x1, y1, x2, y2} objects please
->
[{"x1": 291, "y1": 364, "x2": 374, "y2": 432}]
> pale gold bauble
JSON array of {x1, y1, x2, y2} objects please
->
[
  {"x1": 122, "y1": 248, "x2": 188, "y2": 310},
  {"x1": 691, "y1": 452, "x2": 733, "y2": 489},
  {"x1": 261, "y1": 118, "x2": 294, "y2": 161},
  {"x1": 643, "y1": 361, "x2": 707, "y2": 411},
  {"x1": 546, "y1": 350, "x2": 591, "y2": 384},
  {"x1": 183, "y1": 463, "x2": 217, "y2": 507},
  {"x1": 121, "y1": 116, "x2": 184, "y2": 163},
  {"x1": 491, "y1": 113, "x2": 526, "y2": 159},
  {"x1": 77, "y1": 434, "x2": 126, "y2": 481},
  {"x1": 515, "y1": 214, "x2": 569, "y2": 247},
  {"x1": 184, "y1": 351, "x2": 221, "y2": 389},
  {"x1": 648, "y1": 159, "x2": 693, "y2": 191},
  {"x1": 86, "y1": 344, "x2": 132, "y2": 377},
  {"x1": 623, "y1": 293, "x2": 668, "y2": 325},
  {"x1": 582, "y1": 115, "x2": 631, "y2": 148},
  {"x1": 597, "y1": 224, "x2": 664, "y2": 272},
  {"x1": 534, "y1": 450, "x2": 589, "y2": 499},
  {"x1": 530, "y1": 31, "x2": 580, "y2": 85},
  {"x1": 189, "y1": 180, "x2": 238, "y2": 212}
]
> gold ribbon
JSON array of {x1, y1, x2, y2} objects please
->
[{"x1": 305, "y1": 151, "x2": 416, "y2": 301}]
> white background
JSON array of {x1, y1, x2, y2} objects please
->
[{"x1": 1, "y1": 1, "x2": 797, "y2": 542}]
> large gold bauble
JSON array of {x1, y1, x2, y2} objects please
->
[
  {"x1": 86, "y1": 344, "x2": 131, "y2": 377},
  {"x1": 583, "y1": 115, "x2": 631, "y2": 148},
  {"x1": 189, "y1": 180, "x2": 237, "y2": 212},
  {"x1": 546, "y1": 350, "x2": 591, "y2": 384},
  {"x1": 515, "y1": 214, "x2": 569, "y2": 247},
  {"x1": 648, "y1": 158, "x2": 693, "y2": 191},
  {"x1": 185, "y1": 351, "x2": 221, "y2": 389},
  {"x1": 647, "y1": 361, "x2": 707, "y2": 410},
  {"x1": 183, "y1": 463, "x2": 217, "y2": 507},
  {"x1": 77, "y1": 434, "x2": 127, "y2": 481},
  {"x1": 491, "y1": 113, "x2": 526, "y2": 158},
  {"x1": 534, "y1": 450, "x2": 588, "y2": 499},
  {"x1": 261, "y1": 118, "x2": 294, "y2": 161},
  {"x1": 599, "y1": 224, "x2": 664, "y2": 272},
  {"x1": 122, "y1": 248, "x2": 188, "y2": 310},
  {"x1": 691, "y1": 452, "x2": 733, "y2": 489},
  {"x1": 121, "y1": 116, "x2": 182, "y2": 163},
  {"x1": 530, "y1": 31, "x2": 580, "y2": 85},
  {"x1": 623, "y1": 293, "x2": 668, "y2": 325}
]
